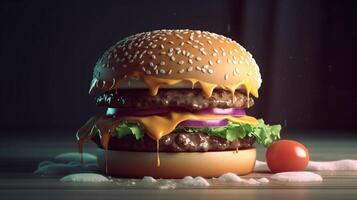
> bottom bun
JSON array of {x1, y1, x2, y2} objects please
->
[{"x1": 97, "y1": 148, "x2": 256, "y2": 178}]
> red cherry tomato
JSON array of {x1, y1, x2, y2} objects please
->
[{"x1": 266, "y1": 140, "x2": 310, "y2": 173}]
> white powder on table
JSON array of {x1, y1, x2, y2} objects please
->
[
  {"x1": 271, "y1": 172, "x2": 323, "y2": 182},
  {"x1": 307, "y1": 160, "x2": 357, "y2": 171},
  {"x1": 181, "y1": 176, "x2": 210, "y2": 187},
  {"x1": 60, "y1": 173, "x2": 109, "y2": 182}
]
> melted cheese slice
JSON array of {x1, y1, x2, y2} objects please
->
[{"x1": 121, "y1": 112, "x2": 257, "y2": 141}]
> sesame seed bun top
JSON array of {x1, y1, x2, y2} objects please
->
[{"x1": 90, "y1": 29, "x2": 262, "y2": 97}]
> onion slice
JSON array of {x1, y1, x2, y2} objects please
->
[
  {"x1": 179, "y1": 118, "x2": 229, "y2": 128},
  {"x1": 195, "y1": 108, "x2": 246, "y2": 116},
  {"x1": 106, "y1": 107, "x2": 186, "y2": 117}
]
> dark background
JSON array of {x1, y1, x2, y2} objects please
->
[{"x1": 1, "y1": 0, "x2": 357, "y2": 138}]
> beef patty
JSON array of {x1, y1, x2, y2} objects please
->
[
  {"x1": 96, "y1": 89, "x2": 254, "y2": 111},
  {"x1": 93, "y1": 132, "x2": 255, "y2": 152}
]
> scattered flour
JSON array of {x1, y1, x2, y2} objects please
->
[
  {"x1": 254, "y1": 160, "x2": 357, "y2": 172},
  {"x1": 218, "y1": 172, "x2": 243, "y2": 182},
  {"x1": 217, "y1": 173, "x2": 264, "y2": 185},
  {"x1": 34, "y1": 152, "x2": 98, "y2": 176},
  {"x1": 142, "y1": 176, "x2": 158, "y2": 183},
  {"x1": 257, "y1": 177, "x2": 269, "y2": 183},
  {"x1": 55, "y1": 152, "x2": 97, "y2": 163},
  {"x1": 181, "y1": 176, "x2": 210, "y2": 187},
  {"x1": 158, "y1": 180, "x2": 176, "y2": 189},
  {"x1": 60, "y1": 173, "x2": 109, "y2": 183},
  {"x1": 271, "y1": 172, "x2": 323, "y2": 182},
  {"x1": 307, "y1": 160, "x2": 357, "y2": 171}
]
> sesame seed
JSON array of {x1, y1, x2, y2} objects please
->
[
  {"x1": 146, "y1": 70, "x2": 151, "y2": 75},
  {"x1": 169, "y1": 48, "x2": 174, "y2": 52},
  {"x1": 175, "y1": 47, "x2": 180, "y2": 51},
  {"x1": 151, "y1": 44, "x2": 157, "y2": 48},
  {"x1": 222, "y1": 52, "x2": 226, "y2": 56},
  {"x1": 169, "y1": 41, "x2": 175, "y2": 45},
  {"x1": 187, "y1": 66, "x2": 193, "y2": 72},
  {"x1": 201, "y1": 68, "x2": 207, "y2": 73},
  {"x1": 209, "y1": 60, "x2": 213, "y2": 66},
  {"x1": 188, "y1": 59, "x2": 193, "y2": 64},
  {"x1": 168, "y1": 69, "x2": 172, "y2": 75},
  {"x1": 151, "y1": 55, "x2": 156, "y2": 59},
  {"x1": 186, "y1": 41, "x2": 193, "y2": 45},
  {"x1": 227, "y1": 58, "x2": 231, "y2": 63},
  {"x1": 168, "y1": 52, "x2": 173, "y2": 57},
  {"x1": 178, "y1": 69, "x2": 185, "y2": 74},
  {"x1": 186, "y1": 52, "x2": 191, "y2": 57},
  {"x1": 232, "y1": 60, "x2": 237, "y2": 64},
  {"x1": 142, "y1": 66, "x2": 146, "y2": 71},
  {"x1": 213, "y1": 49, "x2": 218, "y2": 53},
  {"x1": 239, "y1": 60, "x2": 244, "y2": 64},
  {"x1": 203, "y1": 65, "x2": 209, "y2": 69},
  {"x1": 224, "y1": 74, "x2": 229, "y2": 80},
  {"x1": 201, "y1": 51, "x2": 207, "y2": 56},
  {"x1": 160, "y1": 51, "x2": 166, "y2": 55},
  {"x1": 177, "y1": 50, "x2": 181, "y2": 54},
  {"x1": 189, "y1": 54, "x2": 194, "y2": 59},
  {"x1": 200, "y1": 47, "x2": 205, "y2": 52},
  {"x1": 160, "y1": 61, "x2": 165, "y2": 66},
  {"x1": 155, "y1": 69, "x2": 159, "y2": 75},
  {"x1": 217, "y1": 59, "x2": 221, "y2": 64},
  {"x1": 140, "y1": 60, "x2": 145, "y2": 65},
  {"x1": 196, "y1": 66, "x2": 202, "y2": 71},
  {"x1": 220, "y1": 47, "x2": 225, "y2": 52},
  {"x1": 160, "y1": 44, "x2": 165, "y2": 49},
  {"x1": 178, "y1": 60, "x2": 184, "y2": 65},
  {"x1": 153, "y1": 65, "x2": 158, "y2": 70},
  {"x1": 124, "y1": 51, "x2": 129, "y2": 56},
  {"x1": 149, "y1": 62, "x2": 154, "y2": 67},
  {"x1": 180, "y1": 42, "x2": 185, "y2": 46},
  {"x1": 207, "y1": 40, "x2": 213, "y2": 45},
  {"x1": 170, "y1": 56, "x2": 176, "y2": 61},
  {"x1": 208, "y1": 69, "x2": 213, "y2": 74},
  {"x1": 196, "y1": 57, "x2": 202, "y2": 61},
  {"x1": 147, "y1": 51, "x2": 153, "y2": 55},
  {"x1": 176, "y1": 34, "x2": 183, "y2": 39},
  {"x1": 159, "y1": 69, "x2": 166, "y2": 74},
  {"x1": 193, "y1": 45, "x2": 199, "y2": 49}
]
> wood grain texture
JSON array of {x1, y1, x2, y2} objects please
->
[{"x1": 0, "y1": 133, "x2": 357, "y2": 199}]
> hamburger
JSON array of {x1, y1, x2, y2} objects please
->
[{"x1": 77, "y1": 29, "x2": 281, "y2": 178}]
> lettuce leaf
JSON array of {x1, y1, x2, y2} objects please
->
[{"x1": 107, "y1": 119, "x2": 281, "y2": 147}]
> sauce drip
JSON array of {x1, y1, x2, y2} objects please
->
[
  {"x1": 77, "y1": 112, "x2": 258, "y2": 169},
  {"x1": 89, "y1": 71, "x2": 258, "y2": 100},
  {"x1": 84, "y1": 72, "x2": 258, "y2": 171},
  {"x1": 156, "y1": 140, "x2": 160, "y2": 167}
]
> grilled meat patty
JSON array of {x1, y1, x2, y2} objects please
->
[
  {"x1": 93, "y1": 132, "x2": 255, "y2": 152},
  {"x1": 96, "y1": 89, "x2": 254, "y2": 111}
]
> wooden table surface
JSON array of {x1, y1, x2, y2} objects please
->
[{"x1": 1, "y1": 133, "x2": 357, "y2": 200}]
